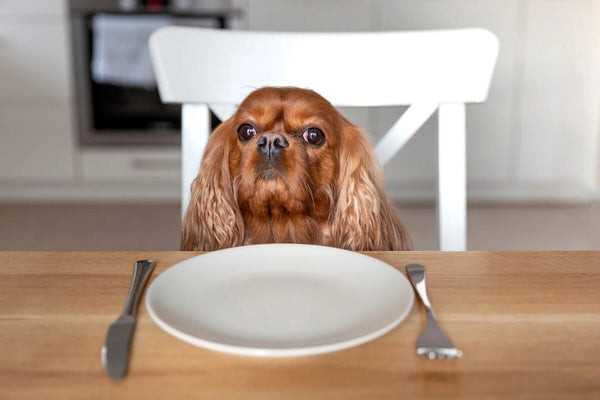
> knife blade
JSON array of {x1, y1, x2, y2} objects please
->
[{"x1": 102, "y1": 259, "x2": 155, "y2": 380}]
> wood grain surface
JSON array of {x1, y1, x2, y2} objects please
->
[{"x1": 1, "y1": 251, "x2": 599, "y2": 399}]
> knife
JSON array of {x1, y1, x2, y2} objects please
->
[{"x1": 101, "y1": 259, "x2": 155, "y2": 380}]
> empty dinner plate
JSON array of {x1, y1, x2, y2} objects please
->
[{"x1": 145, "y1": 244, "x2": 414, "y2": 357}]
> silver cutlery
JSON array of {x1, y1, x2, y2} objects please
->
[
  {"x1": 406, "y1": 263, "x2": 463, "y2": 359},
  {"x1": 101, "y1": 259, "x2": 156, "y2": 380}
]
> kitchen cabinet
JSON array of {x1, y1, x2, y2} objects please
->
[
  {"x1": 0, "y1": 0, "x2": 64, "y2": 15},
  {"x1": 79, "y1": 148, "x2": 181, "y2": 184},
  {"x1": 517, "y1": 0, "x2": 599, "y2": 190},
  {"x1": 0, "y1": 1, "x2": 76, "y2": 185},
  {"x1": 0, "y1": 16, "x2": 71, "y2": 100},
  {"x1": 0, "y1": 105, "x2": 74, "y2": 180}
]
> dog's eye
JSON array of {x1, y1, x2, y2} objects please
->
[
  {"x1": 302, "y1": 127, "x2": 325, "y2": 146},
  {"x1": 237, "y1": 124, "x2": 257, "y2": 141}
]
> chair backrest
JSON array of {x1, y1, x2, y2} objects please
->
[
  {"x1": 149, "y1": 27, "x2": 498, "y2": 250},
  {"x1": 151, "y1": 27, "x2": 497, "y2": 106}
]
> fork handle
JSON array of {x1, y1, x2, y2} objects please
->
[{"x1": 406, "y1": 264, "x2": 432, "y2": 310}]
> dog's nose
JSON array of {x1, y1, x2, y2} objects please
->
[{"x1": 257, "y1": 132, "x2": 289, "y2": 157}]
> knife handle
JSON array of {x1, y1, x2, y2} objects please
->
[{"x1": 121, "y1": 260, "x2": 156, "y2": 316}]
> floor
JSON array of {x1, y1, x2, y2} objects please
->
[{"x1": 1, "y1": 202, "x2": 598, "y2": 251}]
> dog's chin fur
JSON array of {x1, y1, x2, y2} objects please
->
[
  {"x1": 256, "y1": 167, "x2": 279, "y2": 180},
  {"x1": 181, "y1": 86, "x2": 412, "y2": 251}
]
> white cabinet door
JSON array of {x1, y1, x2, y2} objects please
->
[
  {"x1": 0, "y1": 104, "x2": 75, "y2": 181},
  {"x1": 517, "y1": 0, "x2": 599, "y2": 191},
  {"x1": 0, "y1": 18, "x2": 71, "y2": 101},
  {"x1": 0, "y1": 1, "x2": 75, "y2": 184},
  {"x1": 0, "y1": 0, "x2": 65, "y2": 16}
]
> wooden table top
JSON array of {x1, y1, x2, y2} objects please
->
[{"x1": 1, "y1": 251, "x2": 599, "y2": 399}]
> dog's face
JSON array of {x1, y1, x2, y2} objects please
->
[
  {"x1": 229, "y1": 87, "x2": 341, "y2": 238},
  {"x1": 182, "y1": 87, "x2": 411, "y2": 251}
]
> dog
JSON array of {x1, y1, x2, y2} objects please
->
[{"x1": 181, "y1": 87, "x2": 411, "y2": 251}]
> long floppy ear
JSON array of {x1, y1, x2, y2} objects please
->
[
  {"x1": 330, "y1": 124, "x2": 412, "y2": 251},
  {"x1": 181, "y1": 119, "x2": 245, "y2": 250}
]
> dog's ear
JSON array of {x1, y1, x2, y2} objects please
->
[
  {"x1": 181, "y1": 118, "x2": 245, "y2": 250},
  {"x1": 329, "y1": 124, "x2": 412, "y2": 251}
]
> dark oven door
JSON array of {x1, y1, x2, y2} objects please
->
[{"x1": 70, "y1": 1, "x2": 234, "y2": 146}]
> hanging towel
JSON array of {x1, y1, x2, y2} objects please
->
[{"x1": 91, "y1": 14, "x2": 172, "y2": 89}]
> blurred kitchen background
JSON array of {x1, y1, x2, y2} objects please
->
[{"x1": 1, "y1": 0, "x2": 599, "y2": 251}]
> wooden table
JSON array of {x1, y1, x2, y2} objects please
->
[{"x1": 1, "y1": 251, "x2": 599, "y2": 399}]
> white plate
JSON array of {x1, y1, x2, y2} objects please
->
[{"x1": 145, "y1": 244, "x2": 414, "y2": 357}]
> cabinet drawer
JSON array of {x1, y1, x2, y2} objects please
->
[{"x1": 80, "y1": 149, "x2": 182, "y2": 183}]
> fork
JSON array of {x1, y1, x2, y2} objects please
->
[{"x1": 406, "y1": 263, "x2": 463, "y2": 359}]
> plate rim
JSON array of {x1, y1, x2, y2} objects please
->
[{"x1": 145, "y1": 243, "x2": 414, "y2": 357}]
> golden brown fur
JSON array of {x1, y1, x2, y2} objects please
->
[{"x1": 182, "y1": 87, "x2": 412, "y2": 251}]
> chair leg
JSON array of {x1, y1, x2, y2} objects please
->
[
  {"x1": 438, "y1": 103, "x2": 467, "y2": 251},
  {"x1": 181, "y1": 104, "x2": 210, "y2": 219}
]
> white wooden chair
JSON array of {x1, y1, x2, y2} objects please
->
[{"x1": 149, "y1": 27, "x2": 498, "y2": 250}]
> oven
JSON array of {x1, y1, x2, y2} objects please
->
[{"x1": 69, "y1": 0, "x2": 245, "y2": 147}]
